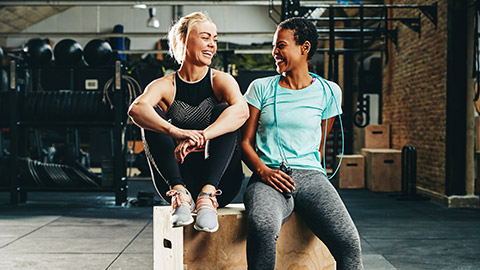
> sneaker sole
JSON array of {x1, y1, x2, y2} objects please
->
[
  {"x1": 193, "y1": 223, "x2": 219, "y2": 233},
  {"x1": 172, "y1": 216, "x2": 194, "y2": 227}
]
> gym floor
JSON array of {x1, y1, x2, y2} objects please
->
[{"x1": 0, "y1": 179, "x2": 479, "y2": 270}]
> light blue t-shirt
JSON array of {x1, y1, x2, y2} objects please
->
[{"x1": 244, "y1": 75, "x2": 342, "y2": 172}]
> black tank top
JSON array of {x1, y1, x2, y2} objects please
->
[{"x1": 166, "y1": 68, "x2": 220, "y2": 130}]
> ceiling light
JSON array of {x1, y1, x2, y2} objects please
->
[
  {"x1": 147, "y1": 7, "x2": 160, "y2": 28},
  {"x1": 133, "y1": 4, "x2": 147, "y2": 9}
]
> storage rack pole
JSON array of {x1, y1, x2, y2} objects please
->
[
  {"x1": 113, "y1": 60, "x2": 127, "y2": 205},
  {"x1": 329, "y1": 5, "x2": 341, "y2": 172},
  {"x1": 9, "y1": 60, "x2": 18, "y2": 204}
]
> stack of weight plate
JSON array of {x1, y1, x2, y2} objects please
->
[
  {"x1": 17, "y1": 157, "x2": 100, "y2": 187},
  {"x1": 0, "y1": 157, "x2": 7, "y2": 187},
  {"x1": 22, "y1": 91, "x2": 114, "y2": 122},
  {"x1": 0, "y1": 92, "x2": 8, "y2": 122}
]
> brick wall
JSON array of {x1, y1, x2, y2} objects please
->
[{"x1": 383, "y1": 0, "x2": 447, "y2": 194}]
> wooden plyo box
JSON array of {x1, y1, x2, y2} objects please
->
[
  {"x1": 365, "y1": 124, "x2": 390, "y2": 149},
  {"x1": 476, "y1": 116, "x2": 480, "y2": 153},
  {"x1": 361, "y1": 148, "x2": 402, "y2": 192},
  {"x1": 154, "y1": 204, "x2": 336, "y2": 270},
  {"x1": 334, "y1": 155, "x2": 365, "y2": 189}
]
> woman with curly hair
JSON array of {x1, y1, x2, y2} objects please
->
[{"x1": 242, "y1": 17, "x2": 363, "y2": 269}]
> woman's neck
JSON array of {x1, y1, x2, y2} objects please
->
[
  {"x1": 280, "y1": 66, "x2": 312, "y2": 90},
  {"x1": 178, "y1": 62, "x2": 208, "y2": 82}
]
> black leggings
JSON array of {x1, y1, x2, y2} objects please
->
[{"x1": 142, "y1": 103, "x2": 243, "y2": 207}]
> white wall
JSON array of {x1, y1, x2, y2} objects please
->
[{"x1": 7, "y1": 5, "x2": 278, "y2": 50}]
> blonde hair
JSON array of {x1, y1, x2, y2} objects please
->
[{"x1": 168, "y1": 12, "x2": 214, "y2": 64}]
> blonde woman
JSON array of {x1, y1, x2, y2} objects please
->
[{"x1": 128, "y1": 12, "x2": 248, "y2": 232}]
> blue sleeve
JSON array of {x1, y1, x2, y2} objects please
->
[
  {"x1": 322, "y1": 81, "x2": 343, "y2": 120},
  {"x1": 244, "y1": 79, "x2": 263, "y2": 110}
]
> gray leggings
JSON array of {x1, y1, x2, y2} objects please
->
[{"x1": 243, "y1": 169, "x2": 363, "y2": 270}]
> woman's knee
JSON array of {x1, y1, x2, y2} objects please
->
[
  {"x1": 330, "y1": 233, "x2": 363, "y2": 270},
  {"x1": 328, "y1": 228, "x2": 362, "y2": 260},
  {"x1": 247, "y1": 216, "x2": 280, "y2": 243},
  {"x1": 246, "y1": 205, "x2": 282, "y2": 240},
  {"x1": 343, "y1": 230, "x2": 361, "y2": 252}
]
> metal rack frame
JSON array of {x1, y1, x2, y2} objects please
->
[
  {"x1": 269, "y1": 0, "x2": 438, "y2": 170},
  {"x1": 3, "y1": 60, "x2": 128, "y2": 205}
]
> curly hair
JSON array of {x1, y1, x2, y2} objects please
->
[{"x1": 278, "y1": 17, "x2": 318, "y2": 60}]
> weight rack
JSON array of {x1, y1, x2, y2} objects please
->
[{"x1": 1, "y1": 60, "x2": 128, "y2": 205}]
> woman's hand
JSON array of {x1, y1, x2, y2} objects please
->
[
  {"x1": 258, "y1": 167, "x2": 296, "y2": 194},
  {"x1": 174, "y1": 139, "x2": 200, "y2": 164},
  {"x1": 241, "y1": 105, "x2": 295, "y2": 193},
  {"x1": 169, "y1": 126, "x2": 205, "y2": 147}
]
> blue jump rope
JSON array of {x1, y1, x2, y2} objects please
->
[{"x1": 273, "y1": 73, "x2": 344, "y2": 180}]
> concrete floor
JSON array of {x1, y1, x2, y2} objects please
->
[{"x1": 1, "y1": 179, "x2": 479, "y2": 270}]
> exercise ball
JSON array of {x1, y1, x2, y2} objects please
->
[
  {"x1": 84, "y1": 39, "x2": 112, "y2": 66},
  {"x1": 23, "y1": 38, "x2": 53, "y2": 66},
  {"x1": 54, "y1": 39, "x2": 83, "y2": 66}
]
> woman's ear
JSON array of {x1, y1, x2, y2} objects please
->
[{"x1": 302, "y1": 41, "x2": 311, "y2": 55}]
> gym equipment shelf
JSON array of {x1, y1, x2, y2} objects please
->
[
  {"x1": 18, "y1": 121, "x2": 117, "y2": 127},
  {"x1": 3, "y1": 60, "x2": 128, "y2": 205}
]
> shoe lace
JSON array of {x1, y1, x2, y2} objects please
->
[
  {"x1": 196, "y1": 190, "x2": 222, "y2": 213},
  {"x1": 166, "y1": 190, "x2": 191, "y2": 210}
]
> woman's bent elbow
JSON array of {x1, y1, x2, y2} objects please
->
[
  {"x1": 240, "y1": 140, "x2": 250, "y2": 153},
  {"x1": 240, "y1": 106, "x2": 250, "y2": 123},
  {"x1": 127, "y1": 103, "x2": 140, "y2": 120}
]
